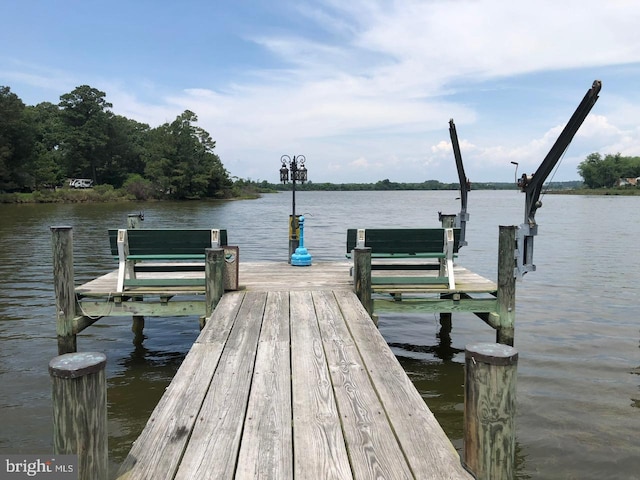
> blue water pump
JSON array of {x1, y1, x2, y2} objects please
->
[{"x1": 291, "y1": 215, "x2": 312, "y2": 266}]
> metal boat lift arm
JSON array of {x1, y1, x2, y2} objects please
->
[
  {"x1": 516, "y1": 80, "x2": 601, "y2": 277},
  {"x1": 519, "y1": 80, "x2": 602, "y2": 227},
  {"x1": 449, "y1": 119, "x2": 470, "y2": 248}
]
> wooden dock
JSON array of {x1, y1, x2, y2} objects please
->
[
  {"x1": 69, "y1": 262, "x2": 492, "y2": 478},
  {"x1": 50, "y1": 227, "x2": 518, "y2": 480},
  {"x1": 67, "y1": 259, "x2": 496, "y2": 479},
  {"x1": 75, "y1": 261, "x2": 496, "y2": 294},
  {"x1": 115, "y1": 288, "x2": 472, "y2": 479}
]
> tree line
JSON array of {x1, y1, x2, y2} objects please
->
[
  {"x1": 577, "y1": 153, "x2": 640, "y2": 189},
  {"x1": 0, "y1": 85, "x2": 233, "y2": 199},
  {"x1": 3, "y1": 83, "x2": 637, "y2": 199},
  {"x1": 261, "y1": 179, "x2": 525, "y2": 191}
]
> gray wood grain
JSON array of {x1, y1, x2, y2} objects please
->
[
  {"x1": 174, "y1": 291, "x2": 266, "y2": 480},
  {"x1": 290, "y1": 290, "x2": 353, "y2": 479},
  {"x1": 235, "y1": 291, "x2": 293, "y2": 479}
]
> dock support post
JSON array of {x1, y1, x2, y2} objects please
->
[
  {"x1": 439, "y1": 213, "x2": 456, "y2": 228},
  {"x1": 127, "y1": 213, "x2": 145, "y2": 343},
  {"x1": 49, "y1": 352, "x2": 108, "y2": 480},
  {"x1": 204, "y1": 247, "x2": 225, "y2": 327},
  {"x1": 132, "y1": 317, "x2": 145, "y2": 345},
  {"x1": 438, "y1": 294, "x2": 453, "y2": 343},
  {"x1": 496, "y1": 226, "x2": 517, "y2": 346},
  {"x1": 127, "y1": 213, "x2": 143, "y2": 229},
  {"x1": 439, "y1": 214, "x2": 456, "y2": 329},
  {"x1": 463, "y1": 343, "x2": 518, "y2": 480},
  {"x1": 353, "y1": 247, "x2": 373, "y2": 320},
  {"x1": 51, "y1": 226, "x2": 77, "y2": 354}
]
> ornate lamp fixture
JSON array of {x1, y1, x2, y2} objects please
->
[{"x1": 279, "y1": 155, "x2": 310, "y2": 264}]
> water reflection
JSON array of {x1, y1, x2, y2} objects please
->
[
  {"x1": 633, "y1": 333, "x2": 640, "y2": 409},
  {"x1": 107, "y1": 332, "x2": 193, "y2": 466},
  {"x1": 389, "y1": 317, "x2": 530, "y2": 478},
  {"x1": 2, "y1": 192, "x2": 640, "y2": 480}
]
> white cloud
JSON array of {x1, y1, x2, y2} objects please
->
[
  {"x1": 3, "y1": 0, "x2": 639, "y2": 183},
  {"x1": 189, "y1": 0, "x2": 640, "y2": 182}
]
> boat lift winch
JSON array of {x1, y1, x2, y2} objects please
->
[{"x1": 515, "y1": 80, "x2": 601, "y2": 278}]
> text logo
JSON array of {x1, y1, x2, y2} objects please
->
[{"x1": 1, "y1": 455, "x2": 77, "y2": 480}]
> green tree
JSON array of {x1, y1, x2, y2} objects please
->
[
  {"x1": 58, "y1": 85, "x2": 113, "y2": 183},
  {"x1": 375, "y1": 179, "x2": 394, "y2": 190},
  {"x1": 144, "y1": 110, "x2": 231, "y2": 199},
  {"x1": 101, "y1": 115, "x2": 150, "y2": 187},
  {"x1": 0, "y1": 86, "x2": 34, "y2": 191},
  {"x1": 24, "y1": 102, "x2": 64, "y2": 189},
  {"x1": 577, "y1": 153, "x2": 640, "y2": 188},
  {"x1": 618, "y1": 155, "x2": 640, "y2": 178}
]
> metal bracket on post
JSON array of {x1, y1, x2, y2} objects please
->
[{"x1": 515, "y1": 223, "x2": 537, "y2": 279}]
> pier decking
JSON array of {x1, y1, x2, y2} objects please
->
[
  {"x1": 50, "y1": 220, "x2": 510, "y2": 479},
  {"x1": 74, "y1": 261, "x2": 497, "y2": 318},
  {"x1": 115, "y1": 288, "x2": 472, "y2": 479},
  {"x1": 67, "y1": 260, "x2": 493, "y2": 478}
]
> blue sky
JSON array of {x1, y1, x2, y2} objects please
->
[{"x1": 2, "y1": 0, "x2": 639, "y2": 184}]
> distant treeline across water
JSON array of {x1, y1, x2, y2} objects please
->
[{"x1": 265, "y1": 179, "x2": 583, "y2": 191}]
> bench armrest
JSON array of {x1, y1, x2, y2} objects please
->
[{"x1": 116, "y1": 229, "x2": 133, "y2": 293}]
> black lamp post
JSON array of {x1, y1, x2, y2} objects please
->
[{"x1": 280, "y1": 155, "x2": 307, "y2": 261}]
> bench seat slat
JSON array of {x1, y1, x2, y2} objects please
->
[
  {"x1": 370, "y1": 253, "x2": 444, "y2": 258},
  {"x1": 124, "y1": 278, "x2": 205, "y2": 287},
  {"x1": 372, "y1": 276, "x2": 450, "y2": 285},
  {"x1": 128, "y1": 254, "x2": 206, "y2": 260},
  {"x1": 372, "y1": 264, "x2": 440, "y2": 271},
  {"x1": 134, "y1": 264, "x2": 205, "y2": 273},
  {"x1": 347, "y1": 253, "x2": 446, "y2": 258},
  {"x1": 345, "y1": 253, "x2": 457, "y2": 259}
]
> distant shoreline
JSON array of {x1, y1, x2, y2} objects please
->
[
  {"x1": 2, "y1": 184, "x2": 638, "y2": 204},
  {"x1": 547, "y1": 188, "x2": 639, "y2": 196}
]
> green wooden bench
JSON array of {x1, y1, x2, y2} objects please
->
[
  {"x1": 346, "y1": 228, "x2": 460, "y2": 289},
  {"x1": 108, "y1": 229, "x2": 228, "y2": 292}
]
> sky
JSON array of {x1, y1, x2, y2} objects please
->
[{"x1": 1, "y1": 0, "x2": 639, "y2": 184}]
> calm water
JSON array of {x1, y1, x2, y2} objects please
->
[{"x1": 0, "y1": 191, "x2": 638, "y2": 479}]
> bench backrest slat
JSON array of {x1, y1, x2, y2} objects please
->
[
  {"x1": 346, "y1": 228, "x2": 460, "y2": 255},
  {"x1": 108, "y1": 229, "x2": 228, "y2": 256}
]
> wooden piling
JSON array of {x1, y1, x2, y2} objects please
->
[
  {"x1": 126, "y1": 213, "x2": 143, "y2": 229},
  {"x1": 51, "y1": 226, "x2": 77, "y2": 354},
  {"x1": 353, "y1": 247, "x2": 373, "y2": 318},
  {"x1": 439, "y1": 213, "x2": 456, "y2": 228},
  {"x1": 463, "y1": 342, "x2": 518, "y2": 480},
  {"x1": 496, "y1": 226, "x2": 517, "y2": 346},
  {"x1": 128, "y1": 213, "x2": 145, "y2": 342},
  {"x1": 132, "y1": 317, "x2": 145, "y2": 345},
  {"x1": 204, "y1": 247, "x2": 225, "y2": 325},
  {"x1": 49, "y1": 352, "x2": 108, "y2": 480}
]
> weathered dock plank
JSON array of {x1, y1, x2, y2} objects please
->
[
  {"x1": 115, "y1": 289, "x2": 472, "y2": 480},
  {"x1": 116, "y1": 292, "x2": 243, "y2": 480},
  {"x1": 173, "y1": 291, "x2": 266, "y2": 480},
  {"x1": 290, "y1": 291, "x2": 353, "y2": 479},
  {"x1": 334, "y1": 290, "x2": 471, "y2": 478},
  {"x1": 313, "y1": 290, "x2": 413, "y2": 479},
  {"x1": 235, "y1": 290, "x2": 292, "y2": 479}
]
